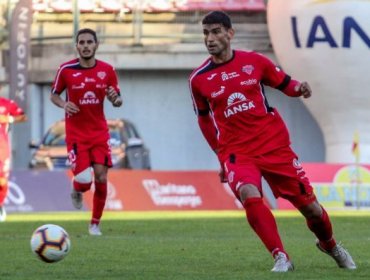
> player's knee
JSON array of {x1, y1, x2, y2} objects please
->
[
  {"x1": 238, "y1": 183, "x2": 261, "y2": 204},
  {"x1": 74, "y1": 168, "x2": 92, "y2": 184},
  {"x1": 94, "y1": 172, "x2": 107, "y2": 183},
  {"x1": 299, "y1": 200, "x2": 322, "y2": 219}
]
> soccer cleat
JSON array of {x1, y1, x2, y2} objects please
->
[
  {"x1": 0, "y1": 205, "x2": 6, "y2": 222},
  {"x1": 89, "y1": 224, "x2": 102, "y2": 236},
  {"x1": 271, "y1": 252, "x2": 294, "y2": 272},
  {"x1": 71, "y1": 189, "x2": 83, "y2": 209},
  {"x1": 316, "y1": 240, "x2": 356, "y2": 269}
]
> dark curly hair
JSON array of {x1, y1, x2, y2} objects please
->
[{"x1": 202, "y1": 11, "x2": 232, "y2": 29}]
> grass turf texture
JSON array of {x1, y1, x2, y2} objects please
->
[{"x1": 0, "y1": 211, "x2": 369, "y2": 280}]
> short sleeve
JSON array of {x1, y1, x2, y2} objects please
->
[
  {"x1": 258, "y1": 53, "x2": 287, "y2": 88},
  {"x1": 189, "y1": 77, "x2": 210, "y2": 116},
  {"x1": 51, "y1": 66, "x2": 66, "y2": 95}
]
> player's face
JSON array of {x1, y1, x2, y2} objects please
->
[
  {"x1": 203, "y1": 24, "x2": 233, "y2": 57},
  {"x1": 76, "y1": 33, "x2": 98, "y2": 60}
]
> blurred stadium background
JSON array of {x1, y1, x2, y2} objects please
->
[
  {"x1": 0, "y1": 0, "x2": 324, "y2": 171},
  {"x1": 1, "y1": 0, "x2": 369, "y2": 213}
]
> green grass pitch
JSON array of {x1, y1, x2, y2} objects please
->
[{"x1": 0, "y1": 210, "x2": 369, "y2": 280}]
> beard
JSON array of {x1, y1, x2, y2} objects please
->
[{"x1": 79, "y1": 49, "x2": 96, "y2": 60}]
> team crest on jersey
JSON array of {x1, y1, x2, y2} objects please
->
[
  {"x1": 97, "y1": 71, "x2": 107, "y2": 80},
  {"x1": 242, "y1": 65, "x2": 254, "y2": 75}
]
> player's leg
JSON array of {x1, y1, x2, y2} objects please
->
[
  {"x1": 297, "y1": 200, "x2": 356, "y2": 269},
  {"x1": 265, "y1": 146, "x2": 356, "y2": 269},
  {"x1": 68, "y1": 143, "x2": 92, "y2": 209},
  {"x1": 0, "y1": 175, "x2": 8, "y2": 222},
  {"x1": 224, "y1": 157, "x2": 293, "y2": 272},
  {"x1": 0, "y1": 158, "x2": 10, "y2": 222},
  {"x1": 89, "y1": 141, "x2": 112, "y2": 235}
]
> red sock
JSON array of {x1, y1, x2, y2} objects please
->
[
  {"x1": 91, "y1": 182, "x2": 107, "y2": 225},
  {"x1": 306, "y1": 206, "x2": 336, "y2": 251},
  {"x1": 0, "y1": 184, "x2": 8, "y2": 205},
  {"x1": 244, "y1": 197, "x2": 288, "y2": 258},
  {"x1": 73, "y1": 181, "x2": 91, "y2": 193}
]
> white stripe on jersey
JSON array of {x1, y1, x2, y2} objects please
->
[{"x1": 52, "y1": 61, "x2": 80, "y2": 95}]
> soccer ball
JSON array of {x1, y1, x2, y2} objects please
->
[{"x1": 30, "y1": 224, "x2": 71, "y2": 263}]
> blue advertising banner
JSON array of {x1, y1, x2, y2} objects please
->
[{"x1": 5, "y1": 170, "x2": 76, "y2": 212}]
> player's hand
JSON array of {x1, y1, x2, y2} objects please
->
[
  {"x1": 106, "y1": 86, "x2": 122, "y2": 107},
  {"x1": 64, "y1": 101, "x2": 79, "y2": 115},
  {"x1": 0, "y1": 115, "x2": 12, "y2": 123},
  {"x1": 218, "y1": 167, "x2": 227, "y2": 183},
  {"x1": 294, "y1": 81, "x2": 312, "y2": 99},
  {"x1": 112, "y1": 96, "x2": 122, "y2": 107}
]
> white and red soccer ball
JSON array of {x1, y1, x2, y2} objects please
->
[{"x1": 30, "y1": 224, "x2": 71, "y2": 263}]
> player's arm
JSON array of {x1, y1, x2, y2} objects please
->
[
  {"x1": 50, "y1": 93, "x2": 79, "y2": 115},
  {"x1": 1, "y1": 99, "x2": 27, "y2": 123},
  {"x1": 258, "y1": 52, "x2": 312, "y2": 99},
  {"x1": 278, "y1": 76, "x2": 312, "y2": 99},
  {"x1": 11, "y1": 114, "x2": 27, "y2": 123},
  {"x1": 189, "y1": 77, "x2": 218, "y2": 152},
  {"x1": 106, "y1": 86, "x2": 122, "y2": 107},
  {"x1": 198, "y1": 113, "x2": 218, "y2": 153},
  {"x1": 106, "y1": 67, "x2": 122, "y2": 107},
  {"x1": 50, "y1": 66, "x2": 79, "y2": 115}
]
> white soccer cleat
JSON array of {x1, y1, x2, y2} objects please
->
[
  {"x1": 0, "y1": 205, "x2": 6, "y2": 222},
  {"x1": 71, "y1": 189, "x2": 83, "y2": 209},
  {"x1": 316, "y1": 240, "x2": 356, "y2": 269},
  {"x1": 271, "y1": 252, "x2": 294, "y2": 272},
  {"x1": 89, "y1": 224, "x2": 102, "y2": 236}
]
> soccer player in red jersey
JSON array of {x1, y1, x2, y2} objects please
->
[
  {"x1": 50, "y1": 28, "x2": 122, "y2": 236},
  {"x1": 0, "y1": 97, "x2": 27, "y2": 221},
  {"x1": 189, "y1": 11, "x2": 356, "y2": 272}
]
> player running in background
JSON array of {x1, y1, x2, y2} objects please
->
[
  {"x1": 0, "y1": 97, "x2": 27, "y2": 221},
  {"x1": 50, "y1": 28, "x2": 122, "y2": 236},
  {"x1": 188, "y1": 11, "x2": 356, "y2": 272}
]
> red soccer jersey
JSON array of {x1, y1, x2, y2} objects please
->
[
  {"x1": 0, "y1": 97, "x2": 24, "y2": 159},
  {"x1": 189, "y1": 50, "x2": 291, "y2": 163},
  {"x1": 51, "y1": 59, "x2": 120, "y2": 143},
  {"x1": 0, "y1": 97, "x2": 24, "y2": 137}
]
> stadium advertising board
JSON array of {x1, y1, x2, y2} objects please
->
[
  {"x1": 6, "y1": 164, "x2": 370, "y2": 213},
  {"x1": 83, "y1": 170, "x2": 242, "y2": 211},
  {"x1": 5, "y1": 170, "x2": 75, "y2": 212},
  {"x1": 277, "y1": 164, "x2": 370, "y2": 210}
]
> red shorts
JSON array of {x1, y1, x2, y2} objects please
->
[
  {"x1": 223, "y1": 146, "x2": 316, "y2": 208},
  {"x1": 67, "y1": 139, "x2": 112, "y2": 175}
]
